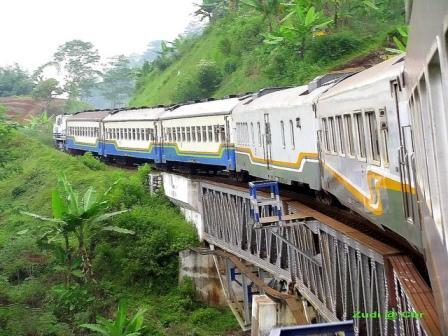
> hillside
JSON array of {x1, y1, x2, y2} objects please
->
[
  {"x1": 0, "y1": 129, "x2": 238, "y2": 335},
  {"x1": 0, "y1": 97, "x2": 66, "y2": 122},
  {"x1": 131, "y1": 1, "x2": 405, "y2": 107}
]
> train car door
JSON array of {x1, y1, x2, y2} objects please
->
[
  {"x1": 263, "y1": 113, "x2": 272, "y2": 169},
  {"x1": 391, "y1": 78, "x2": 419, "y2": 226},
  {"x1": 224, "y1": 116, "x2": 231, "y2": 169}
]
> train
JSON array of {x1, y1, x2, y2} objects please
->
[
  {"x1": 53, "y1": 54, "x2": 421, "y2": 253},
  {"x1": 405, "y1": 0, "x2": 448, "y2": 332},
  {"x1": 52, "y1": 1, "x2": 448, "y2": 332}
]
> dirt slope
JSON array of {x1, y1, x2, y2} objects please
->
[{"x1": 0, "y1": 97, "x2": 66, "y2": 122}]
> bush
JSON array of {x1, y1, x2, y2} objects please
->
[
  {"x1": 79, "y1": 152, "x2": 105, "y2": 171},
  {"x1": 197, "y1": 60, "x2": 222, "y2": 96},
  {"x1": 309, "y1": 32, "x2": 362, "y2": 63}
]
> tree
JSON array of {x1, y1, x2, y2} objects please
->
[
  {"x1": 81, "y1": 301, "x2": 147, "y2": 336},
  {"x1": 53, "y1": 40, "x2": 101, "y2": 100},
  {"x1": 100, "y1": 56, "x2": 135, "y2": 108},
  {"x1": 21, "y1": 176, "x2": 132, "y2": 284},
  {"x1": 0, "y1": 64, "x2": 34, "y2": 97},
  {"x1": 31, "y1": 78, "x2": 62, "y2": 109}
]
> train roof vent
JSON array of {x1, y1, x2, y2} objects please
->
[
  {"x1": 224, "y1": 94, "x2": 238, "y2": 98},
  {"x1": 308, "y1": 71, "x2": 356, "y2": 92},
  {"x1": 256, "y1": 87, "x2": 291, "y2": 97}
]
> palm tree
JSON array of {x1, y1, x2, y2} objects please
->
[{"x1": 21, "y1": 175, "x2": 132, "y2": 284}]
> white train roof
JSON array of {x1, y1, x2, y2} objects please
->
[
  {"x1": 319, "y1": 55, "x2": 404, "y2": 100},
  {"x1": 67, "y1": 110, "x2": 112, "y2": 122},
  {"x1": 103, "y1": 107, "x2": 166, "y2": 122},
  {"x1": 160, "y1": 97, "x2": 241, "y2": 120},
  {"x1": 232, "y1": 85, "x2": 329, "y2": 115}
]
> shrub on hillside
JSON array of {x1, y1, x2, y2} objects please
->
[
  {"x1": 309, "y1": 33, "x2": 362, "y2": 63},
  {"x1": 79, "y1": 152, "x2": 105, "y2": 171},
  {"x1": 172, "y1": 60, "x2": 222, "y2": 103}
]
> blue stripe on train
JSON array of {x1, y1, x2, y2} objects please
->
[
  {"x1": 103, "y1": 142, "x2": 161, "y2": 161},
  {"x1": 66, "y1": 138, "x2": 102, "y2": 154},
  {"x1": 161, "y1": 146, "x2": 236, "y2": 170}
]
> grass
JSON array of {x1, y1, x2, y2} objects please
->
[{"x1": 0, "y1": 129, "x2": 239, "y2": 335}]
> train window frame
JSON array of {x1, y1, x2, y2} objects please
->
[
  {"x1": 328, "y1": 116, "x2": 337, "y2": 154},
  {"x1": 343, "y1": 114, "x2": 355, "y2": 157},
  {"x1": 250, "y1": 122, "x2": 254, "y2": 146},
  {"x1": 220, "y1": 125, "x2": 226, "y2": 143},
  {"x1": 322, "y1": 118, "x2": 330, "y2": 152},
  {"x1": 202, "y1": 126, "x2": 207, "y2": 142},
  {"x1": 336, "y1": 115, "x2": 345, "y2": 156},
  {"x1": 214, "y1": 125, "x2": 219, "y2": 142},
  {"x1": 257, "y1": 122, "x2": 262, "y2": 146},
  {"x1": 289, "y1": 120, "x2": 295, "y2": 149},
  {"x1": 354, "y1": 111, "x2": 367, "y2": 161},
  {"x1": 365, "y1": 110, "x2": 381, "y2": 165},
  {"x1": 197, "y1": 126, "x2": 201, "y2": 142},
  {"x1": 280, "y1": 120, "x2": 286, "y2": 148},
  {"x1": 187, "y1": 126, "x2": 191, "y2": 142},
  {"x1": 208, "y1": 125, "x2": 213, "y2": 143}
]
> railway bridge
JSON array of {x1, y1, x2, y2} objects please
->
[{"x1": 154, "y1": 172, "x2": 440, "y2": 336}]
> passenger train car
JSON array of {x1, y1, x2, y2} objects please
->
[
  {"x1": 405, "y1": 0, "x2": 448, "y2": 332},
  {"x1": 66, "y1": 110, "x2": 111, "y2": 155},
  {"x1": 317, "y1": 56, "x2": 421, "y2": 249},
  {"x1": 102, "y1": 106, "x2": 166, "y2": 161},
  {"x1": 159, "y1": 97, "x2": 240, "y2": 171},
  {"x1": 58, "y1": 56, "x2": 421, "y2": 258},
  {"x1": 233, "y1": 85, "x2": 330, "y2": 191}
]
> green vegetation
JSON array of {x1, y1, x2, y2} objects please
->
[
  {"x1": 0, "y1": 64, "x2": 34, "y2": 97},
  {"x1": 131, "y1": 0, "x2": 406, "y2": 106},
  {"x1": 0, "y1": 128, "x2": 238, "y2": 335}
]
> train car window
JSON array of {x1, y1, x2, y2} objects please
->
[
  {"x1": 366, "y1": 111, "x2": 380, "y2": 163},
  {"x1": 200, "y1": 126, "x2": 205, "y2": 142},
  {"x1": 186, "y1": 127, "x2": 190, "y2": 142},
  {"x1": 257, "y1": 122, "x2": 262, "y2": 146},
  {"x1": 132, "y1": 128, "x2": 136, "y2": 140},
  {"x1": 191, "y1": 127, "x2": 194, "y2": 142},
  {"x1": 208, "y1": 125, "x2": 213, "y2": 143},
  {"x1": 214, "y1": 125, "x2": 219, "y2": 142},
  {"x1": 289, "y1": 120, "x2": 295, "y2": 149},
  {"x1": 197, "y1": 126, "x2": 201, "y2": 142},
  {"x1": 172, "y1": 128, "x2": 176, "y2": 141},
  {"x1": 355, "y1": 112, "x2": 366, "y2": 159},
  {"x1": 336, "y1": 116, "x2": 344, "y2": 154},
  {"x1": 250, "y1": 123, "x2": 254, "y2": 145},
  {"x1": 280, "y1": 121, "x2": 286, "y2": 148},
  {"x1": 175, "y1": 127, "x2": 180, "y2": 141},
  {"x1": 329, "y1": 117, "x2": 336, "y2": 153},
  {"x1": 180, "y1": 127, "x2": 185, "y2": 142},
  {"x1": 344, "y1": 115, "x2": 355, "y2": 156},
  {"x1": 137, "y1": 128, "x2": 142, "y2": 141},
  {"x1": 121, "y1": 128, "x2": 125, "y2": 140},
  {"x1": 322, "y1": 118, "x2": 329, "y2": 152},
  {"x1": 220, "y1": 125, "x2": 226, "y2": 142}
]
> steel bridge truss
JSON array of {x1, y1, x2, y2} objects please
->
[{"x1": 200, "y1": 181, "x2": 433, "y2": 336}]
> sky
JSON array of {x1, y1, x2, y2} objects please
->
[{"x1": 0, "y1": 0, "x2": 199, "y2": 71}]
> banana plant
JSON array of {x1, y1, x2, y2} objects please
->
[
  {"x1": 81, "y1": 301, "x2": 147, "y2": 336},
  {"x1": 386, "y1": 25, "x2": 408, "y2": 54},
  {"x1": 265, "y1": 4, "x2": 332, "y2": 57},
  {"x1": 20, "y1": 175, "x2": 131, "y2": 284},
  {"x1": 241, "y1": 0, "x2": 283, "y2": 31}
]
